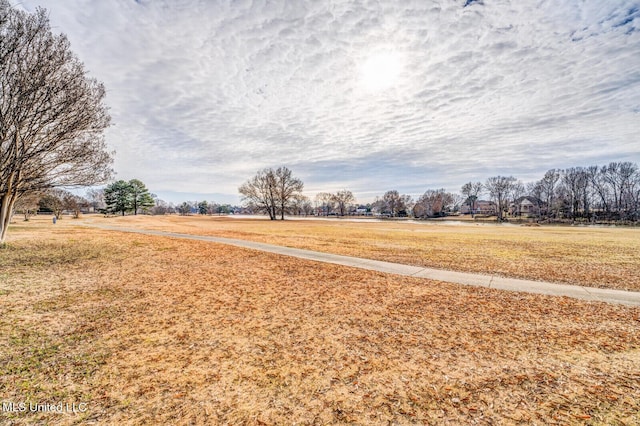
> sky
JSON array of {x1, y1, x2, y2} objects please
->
[{"x1": 15, "y1": 0, "x2": 640, "y2": 205}]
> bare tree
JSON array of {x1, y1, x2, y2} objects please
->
[
  {"x1": 62, "y1": 192, "x2": 87, "y2": 219},
  {"x1": 381, "y1": 190, "x2": 413, "y2": 217},
  {"x1": 0, "y1": 2, "x2": 112, "y2": 242},
  {"x1": 382, "y1": 191, "x2": 400, "y2": 216},
  {"x1": 13, "y1": 191, "x2": 41, "y2": 221},
  {"x1": 206, "y1": 202, "x2": 221, "y2": 215},
  {"x1": 414, "y1": 189, "x2": 454, "y2": 218},
  {"x1": 39, "y1": 189, "x2": 67, "y2": 219},
  {"x1": 461, "y1": 181, "x2": 482, "y2": 218},
  {"x1": 177, "y1": 201, "x2": 192, "y2": 216},
  {"x1": 510, "y1": 180, "x2": 526, "y2": 202},
  {"x1": 631, "y1": 175, "x2": 640, "y2": 221},
  {"x1": 151, "y1": 197, "x2": 170, "y2": 215},
  {"x1": 484, "y1": 176, "x2": 516, "y2": 221},
  {"x1": 560, "y1": 167, "x2": 590, "y2": 221},
  {"x1": 239, "y1": 167, "x2": 303, "y2": 220},
  {"x1": 332, "y1": 189, "x2": 355, "y2": 216},
  {"x1": 239, "y1": 168, "x2": 278, "y2": 219},
  {"x1": 537, "y1": 169, "x2": 560, "y2": 219},
  {"x1": 371, "y1": 197, "x2": 386, "y2": 215},
  {"x1": 301, "y1": 199, "x2": 314, "y2": 216},
  {"x1": 289, "y1": 194, "x2": 311, "y2": 216},
  {"x1": 450, "y1": 193, "x2": 465, "y2": 213},
  {"x1": 602, "y1": 162, "x2": 638, "y2": 218},
  {"x1": 314, "y1": 192, "x2": 335, "y2": 216},
  {"x1": 86, "y1": 188, "x2": 105, "y2": 212},
  {"x1": 587, "y1": 165, "x2": 611, "y2": 217},
  {"x1": 275, "y1": 166, "x2": 304, "y2": 220}
]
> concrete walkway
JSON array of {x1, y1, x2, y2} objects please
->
[{"x1": 86, "y1": 224, "x2": 640, "y2": 307}]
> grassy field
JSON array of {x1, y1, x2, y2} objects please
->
[
  {"x1": 1, "y1": 216, "x2": 639, "y2": 425},
  {"x1": 82, "y1": 214, "x2": 640, "y2": 291}
]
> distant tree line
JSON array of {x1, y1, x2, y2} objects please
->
[
  {"x1": 315, "y1": 190, "x2": 355, "y2": 216},
  {"x1": 459, "y1": 161, "x2": 640, "y2": 222},
  {"x1": 238, "y1": 162, "x2": 639, "y2": 223},
  {"x1": 9, "y1": 178, "x2": 155, "y2": 220},
  {"x1": 170, "y1": 200, "x2": 236, "y2": 216},
  {"x1": 98, "y1": 179, "x2": 242, "y2": 217},
  {"x1": 10, "y1": 187, "x2": 109, "y2": 221},
  {"x1": 13, "y1": 162, "x2": 636, "y2": 225},
  {"x1": 514, "y1": 162, "x2": 639, "y2": 222}
]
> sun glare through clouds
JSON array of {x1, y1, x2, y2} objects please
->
[
  {"x1": 358, "y1": 51, "x2": 405, "y2": 93},
  {"x1": 23, "y1": 0, "x2": 640, "y2": 203}
]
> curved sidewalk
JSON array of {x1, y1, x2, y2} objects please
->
[{"x1": 86, "y1": 224, "x2": 640, "y2": 307}]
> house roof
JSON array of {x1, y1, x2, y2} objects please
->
[{"x1": 514, "y1": 196, "x2": 544, "y2": 206}]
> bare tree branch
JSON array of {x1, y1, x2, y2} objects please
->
[{"x1": 0, "y1": 2, "x2": 113, "y2": 241}]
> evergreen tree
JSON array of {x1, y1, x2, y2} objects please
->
[
  {"x1": 104, "y1": 180, "x2": 133, "y2": 216},
  {"x1": 129, "y1": 179, "x2": 154, "y2": 215}
]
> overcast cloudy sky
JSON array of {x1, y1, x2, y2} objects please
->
[{"x1": 16, "y1": 0, "x2": 640, "y2": 204}]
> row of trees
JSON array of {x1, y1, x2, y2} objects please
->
[
  {"x1": 237, "y1": 168, "x2": 460, "y2": 219},
  {"x1": 18, "y1": 161, "x2": 638, "y2": 223},
  {"x1": 315, "y1": 190, "x2": 355, "y2": 216},
  {"x1": 526, "y1": 162, "x2": 640, "y2": 221},
  {"x1": 9, "y1": 179, "x2": 244, "y2": 220},
  {"x1": 12, "y1": 189, "x2": 86, "y2": 221},
  {"x1": 458, "y1": 162, "x2": 640, "y2": 222},
  {"x1": 172, "y1": 200, "x2": 235, "y2": 216},
  {"x1": 369, "y1": 162, "x2": 639, "y2": 222},
  {"x1": 371, "y1": 190, "x2": 416, "y2": 217},
  {"x1": 237, "y1": 162, "x2": 640, "y2": 223},
  {"x1": 9, "y1": 179, "x2": 155, "y2": 220},
  {"x1": 238, "y1": 170, "x2": 374, "y2": 219}
]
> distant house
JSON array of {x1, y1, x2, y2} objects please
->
[
  {"x1": 511, "y1": 196, "x2": 543, "y2": 218},
  {"x1": 460, "y1": 200, "x2": 497, "y2": 215}
]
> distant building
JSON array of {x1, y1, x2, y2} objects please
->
[
  {"x1": 510, "y1": 196, "x2": 544, "y2": 218},
  {"x1": 460, "y1": 200, "x2": 497, "y2": 215}
]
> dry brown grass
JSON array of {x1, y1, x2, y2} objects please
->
[
  {"x1": 84, "y1": 214, "x2": 640, "y2": 291},
  {"x1": 1, "y1": 217, "x2": 639, "y2": 425}
]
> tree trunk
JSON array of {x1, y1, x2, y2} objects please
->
[{"x1": 0, "y1": 194, "x2": 17, "y2": 244}]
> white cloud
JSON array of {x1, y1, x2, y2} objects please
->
[{"x1": 15, "y1": 0, "x2": 640, "y2": 203}]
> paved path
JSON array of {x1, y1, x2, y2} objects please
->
[{"x1": 86, "y1": 224, "x2": 640, "y2": 307}]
